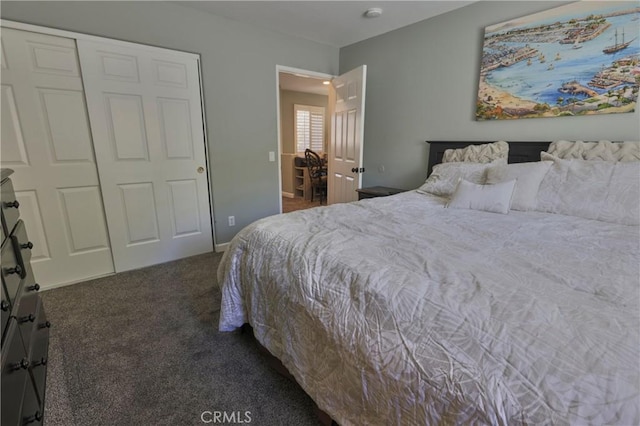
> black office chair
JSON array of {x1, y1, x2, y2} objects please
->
[{"x1": 304, "y1": 149, "x2": 327, "y2": 204}]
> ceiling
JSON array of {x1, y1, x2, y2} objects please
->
[
  {"x1": 177, "y1": 1, "x2": 475, "y2": 48},
  {"x1": 279, "y1": 72, "x2": 329, "y2": 96}
]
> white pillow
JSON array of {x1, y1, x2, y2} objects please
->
[
  {"x1": 418, "y1": 160, "x2": 505, "y2": 197},
  {"x1": 447, "y1": 179, "x2": 516, "y2": 215},
  {"x1": 598, "y1": 160, "x2": 640, "y2": 226},
  {"x1": 442, "y1": 141, "x2": 509, "y2": 163},
  {"x1": 545, "y1": 140, "x2": 640, "y2": 162},
  {"x1": 537, "y1": 153, "x2": 640, "y2": 225},
  {"x1": 486, "y1": 161, "x2": 552, "y2": 211}
]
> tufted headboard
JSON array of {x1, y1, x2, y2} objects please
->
[{"x1": 426, "y1": 141, "x2": 551, "y2": 176}]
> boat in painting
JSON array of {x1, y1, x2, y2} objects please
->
[
  {"x1": 603, "y1": 28, "x2": 635, "y2": 54},
  {"x1": 572, "y1": 36, "x2": 583, "y2": 49}
]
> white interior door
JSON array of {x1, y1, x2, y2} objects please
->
[
  {"x1": 77, "y1": 39, "x2": 212, "y2": 272},
  {"x1": 327, "y1": 65, "x2": 367, "y2": 204},
  {"x1": 0, "y1": 28, "x2": 114, "y2": 288}
]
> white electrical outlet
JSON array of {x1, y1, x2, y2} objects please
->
[
  {"x1": 269, "y1": 151, "x2": 276, "y2": 162},
  {"x1": 228, "y1": 216, "x2": 235, "y2": 226}
]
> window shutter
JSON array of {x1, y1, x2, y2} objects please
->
[
  {"x1": 310, "y1": 111, "x2": 324, "y2": 152},
  {"x1": 294, "y1": 104, "x2": 325, "y2": 153},
  {"x1": 295, "y1": 109, "x2": 310, "y2": 153}
]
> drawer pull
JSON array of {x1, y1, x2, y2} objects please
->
[
  {"x1": 4, "y1": 200, "x2": 20, "y2": 209},
  {"x1": 27, "y1": 283, "x2": 40, "y2": 292},
  {"x1": 19, "y1": 313, "x2": 36, "y2": 324},
  {"x1": 1, "y1": 300, "x2": 9, "y2": 311},
  {"x1": 32, "y1": 357, "x2": 47, "y2": 367},
  {"x1": 23, "y1": 410, "x2": 42, "y2": 424},
  {"x1": 5, "y1": 264, "x2": 22, "y2": 275},
  {"x1": 21, "y1": 241, "x2": 34, "y2": 250},
  {"x1": 11, "y1": 358, "x2": 30, "y2": 371},
  {"x1": 38, "y1": 320, "x2": 51, "y2": 329}
]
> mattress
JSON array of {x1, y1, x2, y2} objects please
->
[{"x1": 218, "y1": 191, "x2": 640, "y2": 425}]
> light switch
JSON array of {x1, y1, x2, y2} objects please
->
[{"x1": 269, "y1": 151, "x2": 276, "y2": 162}]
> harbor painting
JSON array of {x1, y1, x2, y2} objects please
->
[{"x1": 476, "y1": 1, "x2": 640, "y2": 120}]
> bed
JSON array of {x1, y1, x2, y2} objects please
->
[{"x1": 218, "y1": 140, "x2": 639, "y2": 425}]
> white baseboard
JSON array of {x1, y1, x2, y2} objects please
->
[
  {"x1": 215, "y1": 242, "x2": 230, "y2": 252},
  {"x1": 42, "y1": 249, "x2": 230, "y2": 290},
  {"x1": 282, "y1": 192, "x2": 295, "y2": 198},
  {"x1": 41, "y1": 271, "x2": 115, "y2": 291}
]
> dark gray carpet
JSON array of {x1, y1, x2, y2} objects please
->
[{"x1": 41, "y1": 252, "x2": 321, "y2": 426}]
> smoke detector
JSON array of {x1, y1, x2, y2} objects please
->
[{"x1": 363, "y1": 8, "x2": 383, "y2": 18}]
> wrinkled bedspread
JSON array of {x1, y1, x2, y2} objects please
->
[{"x1": 218, "y1": 191, "x2": 640, "y2": 425}]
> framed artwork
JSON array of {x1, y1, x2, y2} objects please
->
[{"x1": 476, "y1": 1, "x2": 639, "y2": 120}]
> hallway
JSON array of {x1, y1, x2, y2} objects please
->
[{"x1": 282, "y1": 197, "x2": 321, "y2": 213}]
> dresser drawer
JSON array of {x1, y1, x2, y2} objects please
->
[
  {"x1": 20, "y1": 374, "x2": 42, "y2": 426},
  {"x1": 1, "y1": 321, "x2": 29, "y2": 426},
  {"x1": 11, "y1": 220, "x2": 33, "y2": 269},
  {"x1": 29, "y1": 309, "x2": 50, "y2": 405},
  {"x1": 15, "y1": 264, "x2": 41, "y2": 349},
  {"x1": 16, "y1": 292, "x2": 40, "y2": 355},
  {"x1": 1, "y1": 178, "x2": 20, "y2": 237},
  {"x1": 1, "y1": 281, "x2": 10, "y2": 342},
  {"x1": 1, "y1": 239, "x2": 22, "y2": 305}
]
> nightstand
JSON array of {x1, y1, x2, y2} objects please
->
[{"x1": 356, "y1": 186, "x2": 406, "y2": 200}]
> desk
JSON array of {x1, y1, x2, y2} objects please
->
[{"x1": 294, "y1": 166, "x2": 311, "y2": 200}]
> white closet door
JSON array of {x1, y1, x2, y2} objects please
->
[
  {"x1": 0, "y1": 28, "x2": 114, "y2": 288},
  {"x1": 77, "y1": 39, "x2": 212, "y2": 272}
]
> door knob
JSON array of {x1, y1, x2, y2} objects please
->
[
  {"x1": 197, "y1": 166, "x2": 205, "y2": 174},
  {"x1": 351, "y1": 168, "x2": 357, "y2": 173}
]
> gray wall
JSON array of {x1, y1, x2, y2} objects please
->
[
  {"x1": 340, "y1": 1, "x2": 640, "y2": 190},
  {"x1": 1, "y1": 1, "x2": 339, "y2": 244},
  {"x1": 4, "y1": 1, "x2": 639, "y2": 244}
]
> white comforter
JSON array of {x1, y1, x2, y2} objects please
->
[{"x1": 218, "y1": 191, "x2": 640, "y2": 425}]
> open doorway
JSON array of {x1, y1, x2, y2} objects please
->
[{"x1": 276, "y1": 66, "x2": 333, "y2": 213}]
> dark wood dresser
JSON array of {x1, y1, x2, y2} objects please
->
[{"x1": 1, "y1": 169, "x2": 50, "y2": 426}]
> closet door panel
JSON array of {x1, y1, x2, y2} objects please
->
[
  {"x1": 104, "y1": 93, "x2": 150, "y2": 161},
  {"x1": 78, "y1": 40, "x2": 212, "y2": 272},
  {"x1": 118, "y1": 182, "x2": 161, "y2": 245},
  {"x1": 38, "y1": 88, "x2": 94, "y2": 162},
  {"x1": 57, "y1": 186, "x2": 110, "y2": 254},
  {"x1": 158, "y1": 98, "x2": 194, "y2": 159},
  {"x1": 0, "y1": 84, "x2": 29, "y2": 166},
  {"x1": 0, "y1": 28, "x2": 114, "y2": 288},
  {"x1": 12, "y1": 190, "x2": 50, "y2": 262}
]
